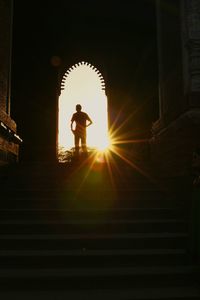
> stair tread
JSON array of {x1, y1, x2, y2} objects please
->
[
  {"x1": 0, "y1": 248, "x2": 187, "y2": 256},
  {"x1": 0, "y1": 265, "x2": 199, "y2": 277},
  {"x1": 1, "y1": 287, "x2": 200, "y2": 300},
  {"x1": 0, "y1": 219, "x2": 187, "y2": 224},
  {"x1": 0, "y1": 207, "x2": 185, "y2": 211},
  {"x1": 0, "y1": 232, "x2": 188, "y2": 239}
]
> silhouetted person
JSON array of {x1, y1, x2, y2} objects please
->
[{"x1": 71, "y1": 104, "x2": 92, "y2": 155}]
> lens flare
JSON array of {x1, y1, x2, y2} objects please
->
[{"x1": 58, "y1": 64, "x2": 159, "y2": 192}]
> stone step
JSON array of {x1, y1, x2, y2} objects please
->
[
  {"x1": 0, "y1": 219, "x2": 188, "y2": 234},
  {"x1": 0, "y1": 193, "x2": 185, "y2": 210},
  {"x1": 0, "y1": 266, "x2": 198, "y2": 291},
  {"x1": 1, "y1": 190, "x2": 173, "y2": 199},
  {"x1": 0, "y1": 170, "x2": 157, "y2": 190},
  {"x1": 0, "y1": 208, "x2": 188, "y2": 220},
  {"x1": 0, "y1": 233, "x2": 188, "y2": 250},
  {"x1": 0, "y1": 265, "x2": 198, "y2": 277},
  {"x1": 1, "y1": 286, "x2": 200, "y2": 300},
  {"x1": 0, "y1": 249, "x2": 190, "y2": 268}
]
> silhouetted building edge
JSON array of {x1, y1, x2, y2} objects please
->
[
  {"x1": 150, "y1": 0, "x2": 200, "y2": 177},
  {"x1": 0, "y1": 0, "x2": 22, "y2": 165}
]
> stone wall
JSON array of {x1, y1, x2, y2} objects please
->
[
  {"x1": 151, "y1": 0, "x2": 200, "y2": 178},
  {"x1": 0, "y1": 0, "x2": 12, "y2": 114},
  {"x1": 0, "y1": 0, "x2": 21, "y2": 164}
]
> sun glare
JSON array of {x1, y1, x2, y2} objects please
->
[{"x1": 58, "y1": 62, "x2": 110, "y2": 160}]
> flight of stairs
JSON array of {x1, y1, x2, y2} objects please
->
[{"x1": 0, "y1": 161, "x2": 199, "y2": 299}]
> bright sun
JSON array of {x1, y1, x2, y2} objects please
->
[{"x1": 58, "y1": 62, "x2": 110, "y2": 160}]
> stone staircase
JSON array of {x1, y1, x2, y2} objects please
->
[{"x1": 0, "y1": 161, "x2": 199, "y2": 299}]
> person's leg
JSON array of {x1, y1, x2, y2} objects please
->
[
  {"x1": 81, "y1": 132, "x2": 87, "y2": 153},
  {"x1": 74, "y1": 134, "x2": 80, "y2": 155}
]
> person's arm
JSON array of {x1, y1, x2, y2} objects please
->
[
  {"x1": 71, "y1": 115, "x2": 75, "y2": 131},
  {"x1": 86, "y1": 115, "x2": 93, "y2": 127}
]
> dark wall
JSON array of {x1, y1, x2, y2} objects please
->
[
  {"x1": 0, "y1": 0, "x2": 12, "y2": 114},
  {"x1": 157, "y1": 0, "x2": 185, "y2": 125},
  {"x1": 11, "y1": 0, "x2": 159, "y2": 161}
]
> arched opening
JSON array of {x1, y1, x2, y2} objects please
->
[{"x1": 57, "y1": 61, "x2": 110, "y2": 162}]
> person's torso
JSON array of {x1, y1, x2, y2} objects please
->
[{"x1": 74, "y1": 112, "x2": 88, "y2": 131}]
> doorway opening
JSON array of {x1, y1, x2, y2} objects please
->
[{"x1": 58, "y1": 61, "x2": 110, "y2": 162}]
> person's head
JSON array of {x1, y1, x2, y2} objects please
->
[{"x1": 76, "y1": 104, "x2": 82, "y2": 112}]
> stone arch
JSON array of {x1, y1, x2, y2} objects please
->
[
  {"x1": 60, "y1": 61, "x2": 106, "y2": 92},
  {"x1": 57, "y1": 61, "x2": 109, "y2": 161}
]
